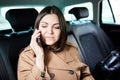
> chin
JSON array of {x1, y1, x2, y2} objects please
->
[{"x1": 45, "y1": 42, "x2": 55, "y2": 46}]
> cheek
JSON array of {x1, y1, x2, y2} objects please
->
[
  {"x1": 55, "y1": 30, "x2": 61, "y2": 39},
  {"x1": 39, "y1": 27, "x2": 46, "y2": 35},
  {"x1": 41, "y1": 31, "x2": 46, "y2": 39},
  {"x1": 38, "y1": 29, "x2": 46, "y2": 40}
]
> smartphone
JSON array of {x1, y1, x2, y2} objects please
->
[
  {"x1": 36, "y1": 27, "x2": 41, "y2": 45},
  {"x1": 37, "y1": 36, "x2": 41, "y2": 44}
]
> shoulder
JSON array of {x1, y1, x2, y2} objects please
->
[
  {"x1": 65, "y1": 42, "x2": 83, "y2": 61},
  {"x1": 65, "y1": 42, "x2": 78, "y2": 52},
  {"x1": 19, "y1": 46, "x2": 35, "y2": 58},
  {"x1": 66, "y1": 42, "x2": 78, "y2": 49}
]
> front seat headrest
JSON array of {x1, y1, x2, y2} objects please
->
[
  {"x1": 69, "y1": 7, "x2": 89, "y2": 20},
  {"x1": 5, "y1": 8, "x2": 38, "y2": 32}
]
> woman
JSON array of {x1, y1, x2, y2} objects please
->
[{"x1": 17, "y1": 5, "x2": 94, "y2": 80}]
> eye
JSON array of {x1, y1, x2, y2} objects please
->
[
  {"x1": 40, "y1": 22, "x2": 48, "y2": 28},
  {"x1": 54, "y1": 24, "x2": 60, "y2": 29},
  {"x1": 42, "y1": 25, "x2": 47, "y2": 28},
  {"x1": 41, "y1": 24, "x2": 47, "y2": 28},
  {"x1": 54, "y1": 26, "x2": 60, "y2": 29}
]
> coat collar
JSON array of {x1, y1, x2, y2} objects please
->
[{"x1": 45, "y1": 45, "x2": 74, "y2": 70}]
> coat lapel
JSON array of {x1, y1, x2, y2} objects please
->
[{"x1": 45, "y1": 47, "x2": 74, "y2": 70}]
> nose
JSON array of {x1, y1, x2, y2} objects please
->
[{"x1": 47, "y1": 27, "x2": 53, "y2": 34}]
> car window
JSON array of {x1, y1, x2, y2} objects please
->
[
  {"x1": 0, "y1": 15, "x2": 11, "y2": 30},
  {"x1": 0, "y1": 6, "x2": 44, "y2": 31},
  {"x1": 63, "y1": 2, "x2": 93, "y2": 21},
  {"x1": 101, "y1": 0, "x2": 120, "y2": 24}
]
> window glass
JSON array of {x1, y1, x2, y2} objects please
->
[
  {"x1": 109, "y1": 0, "x2": 120, "y2": 24},
  {"x1": 64, "y1": 2, "x2": 93, "y2": 21},
  {"x1": 102, "y1": 0, "x2": 120, "y2": 24},
  {"x1": 102, "y1": 0, "x2": 114, "y2": 23},
  {"x1": 0, "y1": 16, "x2": 11, "y2": 30}
]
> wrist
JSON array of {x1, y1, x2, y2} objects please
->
[{"x1": 36, "y1": 57, "x2": 44, "y2": 71}]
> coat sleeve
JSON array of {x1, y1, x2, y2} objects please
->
[
  {"x1": 80, "y1": 63, "x2": 95, "y2": 80},
  {"x1": 17, "y1": 47, "x2": 50, "y2": 80}
]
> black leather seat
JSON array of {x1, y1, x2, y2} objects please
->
[
  {"x1": 6, "y1": 8, "x2": 38, "y2": 32},
  {"x1": 0, "y1": 36, "x2": 16, "y2": 80},
  {"x1": 66, "y1": 22, "x2": 85, "y2": 61},
  {"x1": 68, "y1": 7, "x2": 115, "y2": 79},
  {"x1": 5, "y1": 8, "x2": 38, "y2": 80},
  {"x1": 0, "y1": 8, "x2": 38, "y2": 80}
]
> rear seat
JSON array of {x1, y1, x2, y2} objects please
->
[
  {"x1": 0, "y1": 8, "x2": 38, "y2": 80},
  {"x1": 0, "y1": 36, "x2": 16, "y2": 80},
  {"x1": 0, "y1": 7, "x2": 115, "y2": 80},
  {"x1": 68, "y1": 7, "x2": 115, "y2": 78},
  {"x1": 67, "y1": 22, "x2": 85, "y2": 62}
]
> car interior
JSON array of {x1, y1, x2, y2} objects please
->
[{"x1": 0, "y1": 0, "x2": 120, "y2": 80}]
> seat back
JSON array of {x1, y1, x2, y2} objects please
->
[
  {"x1": 0, "y1": 54, "x2": 15, "y2": 80},
  {"x1": 66, "y1": 22, "x2": 85, "y2": 61},
  {"x1": 0, "y1": 8, "x2": 38, "y2": 80},
  {"x1": 0, "y1": 36, "x2": 16, "y2": 80},
  {"x1": 69, "y1": 7, "x2": 114, "y2": 73},
  {"x1": 73, "y1": 23, "x2": 114, "y2": 70}
]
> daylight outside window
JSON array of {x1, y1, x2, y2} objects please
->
[{"x1": 102, "y1": 0, "x2": 120, "y2": 24}]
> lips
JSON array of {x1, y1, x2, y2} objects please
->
[{"x1": 45, "y1": 36, "x2": 54, "y2": 40}]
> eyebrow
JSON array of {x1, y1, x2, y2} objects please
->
[
  {"x1": 53, "y1": 23, "x2": 60, "y2": 26},
  {"x1": 40, "y1": 21, "x2": 48, "y2": 24},
  {"x1": 40, "y1": 21, "x2": 60, "y2": 26}
]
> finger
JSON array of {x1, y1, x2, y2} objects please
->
[
  {"x1": 32, "y1": 29, "x2": 41, "y2": 37},
  {"x1": 31, "y1": 29, "x2": 41, "y2": 43},
  {"x1": 33, "y1": 29, "x2": 40, "y2": 35},
  {"x1": 32, "y1": 32, "x2": 40, "y2": 40}
]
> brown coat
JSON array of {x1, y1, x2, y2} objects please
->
[{"x1": 17, "y1": 42, "x2": 94, "y2": 80}]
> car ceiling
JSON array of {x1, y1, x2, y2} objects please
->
[
  {"x1": 0, "y1": 0, "x2": 101, "y2": 23},
  {"x1": 0, "y1": 0, "x2": 100, "y2": 9}
]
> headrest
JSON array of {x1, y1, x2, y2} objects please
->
[
  {"x1": 69, "y1": 7, "x2": 89, "y2": 20},
  {"x1": 5, "y1": 8, "x2": 38, "y2": 32},
  {"x1": 66, "y1": 21, "x2": 73, "y2": 34}
]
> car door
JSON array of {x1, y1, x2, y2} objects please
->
[{"x1": 99, "y1": 0, "x2": 120, "y2": 49}]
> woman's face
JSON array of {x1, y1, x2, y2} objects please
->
[{"x1": 39, "y1": 14, "x2": 61, "y2": 46}]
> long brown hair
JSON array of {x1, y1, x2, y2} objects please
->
[{"x1": 34, "y1": 5, "x2": 67, "y2": 52}]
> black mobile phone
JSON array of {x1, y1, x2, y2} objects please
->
[
  {"x1": 36, "y1": 27, "x2": 42, "y2": 45},
  {"x1": 37, "y1": 36, "x2": 42, "y2": 46},
  {"x1": 37, "y1": 36, "x2": 41, "y2": 44}
]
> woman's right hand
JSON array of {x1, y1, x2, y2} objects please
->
[
  {"x1": 30, "y1": 29, "x2": 44, "y2": 56},
  {"x1": 30, "y1": 29, "x2": 45, "y2": 71}
]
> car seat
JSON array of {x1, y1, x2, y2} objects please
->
[
  {"x1": 68, "y1": 7, "x2": 115, "y2": 79},
  {"x1": 0, "y1": 8, "x2": 38, "y2": 80}
]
